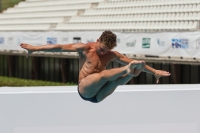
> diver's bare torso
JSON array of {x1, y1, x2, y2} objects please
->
[{"x1": 78, "y1": 42, "x2": 117, "y2": 82}]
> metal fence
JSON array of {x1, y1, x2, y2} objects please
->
[{"x1": 0, "y1": 54, "x2": 200, "y2": 84}]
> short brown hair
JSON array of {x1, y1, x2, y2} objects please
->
[{"x1": 99, "y1": 31, "x2": 117, "y2": 49}]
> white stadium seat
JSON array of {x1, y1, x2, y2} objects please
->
[{"x1": 190, "y1": 21, "x2": 198, "y2": 30}]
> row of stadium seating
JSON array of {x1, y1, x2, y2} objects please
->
[
  {"x1": 85, "y1": 5, "x2": 200, "y2": 15},
  {"x1": 7, "y1": 3, "x2": 200, "y2": 13},
  {"x1": 5, "y1": 4, "x2": 91, "y2": 13},
  {"x1": 98, "y1": 0, "x2": 200, "y2": 7},
  {"x1": 19, "y1": 0, "x2": 200, "y2": 7},
  {"x1": 15, "y1": 0, "x2": 102, "y2": 7},
  {"x1": 1, "y1": 12, "x2": 200, "y2": 24},
  {"x1": 2, "y1": 8, "x2": 200, "y2": 19},
  {"x1": 1, "y1": 13, "x2": 199, "y2": 25},
  {"x1": 0, "y1": 0, "x2": 199, "y2": 31},
  {"x1": 56, "y1": 21, "x2": 199, "y2": 31},
  {"x1": 0, "y1": 11, "x2": 77, "y2": 19},
  {"x1": 0, "y1": 17, "x2": 65, "y2": 24},
  {"x1": 0, "y1": 21, "x2": 198, "y2": 31},
  {"x1": 21, "y1": 0, "x2": 199, "y2": 6},
  {"x1": 0, "y1": 24, "x2": 50, "y2": 30},
  {"x1": 70, "y1": 13, "x2": 200, "y2": 22}
]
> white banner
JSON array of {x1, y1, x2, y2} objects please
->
[{"x1": 0, "y1": 31, "x2": 200, "y2": 58}]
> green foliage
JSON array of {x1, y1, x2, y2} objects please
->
[
  {"x1": 0, "y1": 76, "x2": 77, "y2": 86},
  {"x1": 1, "y1": 0, "x2": 24, "y2": 12}
]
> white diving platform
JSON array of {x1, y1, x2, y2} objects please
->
[{"x1": 0, "y1": 84, "x2": 200, "y2": 133}]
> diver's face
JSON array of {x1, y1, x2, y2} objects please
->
[{"x1": 96, "y1": 41, "x2": 110, "y2": 56}]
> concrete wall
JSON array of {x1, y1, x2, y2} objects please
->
[{"x1": 0, "y1": 85, "x2": 200, "y2": 133}]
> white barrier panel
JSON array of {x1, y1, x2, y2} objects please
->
[
  {"x1": 0, "y1": 85, "x2": 200, "y2": 133},
  {"x1": 0, "y1": 31, "x2": 200, "y2": 58}
]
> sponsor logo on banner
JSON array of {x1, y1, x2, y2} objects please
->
[
  {"x1": 142, "y1": 38, "x2": 151, "y2": 48},
  {"x1": 8, "y1": 37, "x2": 14, "y2": 45},
  {"x1": 73, "y1": 37, "x2": 81, "y2": 43},
  {"x1": 87, "y1": 38, "x2": 94, "y2": 43},
  {"x1": 47, "y1": 37, "x2": 57, "y2": 44},
  {"x1": 196, "y1": 37, "x2": 200, "y2": 49},
  {"x1": 126, "y1": 40, "x2": 136, "y2": 47},
  {"x1": 0, "y1": 37, "x2": 4, "y2": 44},
  {"x1": 157, "y1": 38, "x2": 165, "y2": 48},
  {"x1": 172, "y1": 38, "x2": 189, "y2": 49}
]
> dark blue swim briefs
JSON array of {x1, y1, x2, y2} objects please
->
[{"x1": 78, "y1": 81, "x2": 98, "y2": 103}]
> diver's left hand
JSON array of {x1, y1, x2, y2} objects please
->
[{"x1": 154, "y1": 70, "x2": 171, "y2": 83}]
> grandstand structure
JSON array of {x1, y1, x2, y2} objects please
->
[
  {"x1": 0, "y1": 0, "x2": 199, "y2": 64},
  {"x1": 0, "y1": 0, "x2": 199, "y2": 31},
  {"x1": 0, "y1": 0, "x2": 199, "y2": 63}
]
